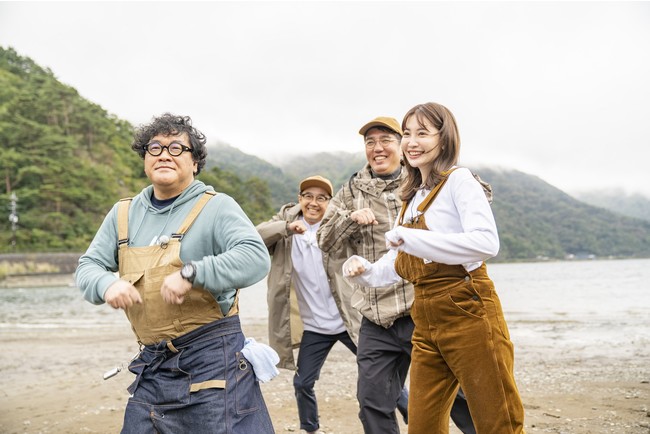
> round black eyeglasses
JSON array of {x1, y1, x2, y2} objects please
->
[{"x1": 144, "y1": 142, "x2": 193, "y2": 157}]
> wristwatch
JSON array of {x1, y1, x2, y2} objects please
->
[{"x1": 180, "y1": 262, "x2": 196, "y2": 284}]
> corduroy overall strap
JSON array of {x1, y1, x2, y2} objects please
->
[
  {"x1": 397, "y1": 167, "x2": 458, "y2": 226},
  {"x1": 394, "y1": 168, "x2": 460, "y2": 287}
]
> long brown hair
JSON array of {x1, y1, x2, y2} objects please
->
[{"x1": 400, "y1": 103, "x2": 461, "y2": 202}]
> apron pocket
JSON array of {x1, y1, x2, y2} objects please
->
[
  {"x1": 143, "y1": 264, "x2": 193, "y2": 324},
  {"x1": 234, "y1": 353, "x2": 261, "y2": 415},
  {"x1": 121, "y1": 272, "x2": 144, "y2": 286},
  {"x1": 128, "y1": 351, "x2": 192, "y2": 406}
]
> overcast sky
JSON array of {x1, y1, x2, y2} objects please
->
[{"x1": 2, "y1": 1, "x2": 649, "y2": 197}]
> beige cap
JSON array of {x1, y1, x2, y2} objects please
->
[
  {"x1": 299, "y1": 175, "x2": 333, "y2": 197},
  {"x1": 358, "y1": 116, "x2": 403, "y2": 136}
]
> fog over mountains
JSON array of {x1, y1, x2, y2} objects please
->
[
  {"x1": 2, "y1": 45, "x2": 648, "y2": 262},
  {"x1": 207, "y1": 143, "x2": 650, "y2": 262}
]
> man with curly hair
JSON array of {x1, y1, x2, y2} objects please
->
[{"x1": 76, "y1": 113, "x2": 275, "y2": 433}]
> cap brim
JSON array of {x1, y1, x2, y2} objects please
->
[{"x1": 359, "y1": 121, "x2": 401, "y2": 136}]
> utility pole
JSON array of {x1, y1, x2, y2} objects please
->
[{"x1": 9, "y1": 192, "x2": 18, "y2": 251}]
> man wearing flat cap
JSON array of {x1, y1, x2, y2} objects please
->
[
  {"x1": 317, "y1": 117, "x2": 475, "y2": 433},
  {"x1": 257, "y1": 175, "x2": 361, "y2": 434}
]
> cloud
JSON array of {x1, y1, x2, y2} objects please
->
[{"x1": 1, "y1": 1, "x2": 649, "y2": 196}]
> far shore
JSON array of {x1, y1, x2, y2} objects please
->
[
  {"x1": 0, "y1": 252, "x2": 81, "y2": 288},
  {"x1": 0, "y1": 272, "x2": 76, "y2": 289},
  {"x1": 3, "y1": 254, "x2": 645, "y2": 290}
]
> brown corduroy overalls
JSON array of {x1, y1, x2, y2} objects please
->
[{"x1": 394, "y1": 172, "x2": 525, "y2": 434}]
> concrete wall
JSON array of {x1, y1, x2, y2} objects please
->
[{"x1": 0, "y1": 253, "x2": 82, "y2": 274}]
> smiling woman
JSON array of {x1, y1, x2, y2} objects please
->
[{"x1": 343, "y1": 102, "x2": 525, "y2": 434}]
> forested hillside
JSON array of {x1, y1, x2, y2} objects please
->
[
  {"x1": 208, "y1": 143, "x2": 366, "y2": 208},
  {"x1": 0, "y1": 47, "x2": 274, "y2": 253},
  {"x1": 576, "y1": 189, "x2": 650, "y2": 222},
  {"x1": 475, "y1": 168, "x2": 650, "y2": 261},
  {"x1": 280, "y1": 152, "x2": 368, "y2": 198},
  {"x1": 207, "y1": 143, "x2": 294, "y2": 208},
  {"x1": 3, "y1": 46, "x2": 649, "y2": 261},
  {"x1": 0, "y1": 47, "x2": 147, "y2": 252},
  {"x1": 210, "y1": 150, "x2": 650, "y2": 262}
]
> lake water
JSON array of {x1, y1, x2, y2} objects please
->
[{"x1": 1, "y1": 258, "x2": 648, "y2": 359}]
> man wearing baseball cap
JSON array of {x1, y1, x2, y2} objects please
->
[
  {"x1": 257, "y1": 175, "x2": 361, "y2": 434},
  {"x1": 317, "y1": 117, "x2": 475, "y2": 433}
]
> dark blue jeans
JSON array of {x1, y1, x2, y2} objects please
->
[
  {"x1": 357, "y1": 316, "x2": 475, "y2": 434},
  {"x1": 294, "y1": 330, "x2": 357, "y2": 432},
  {"x1": 122, "y1": 316, "x2": 275, "y2": 434},
  {"x1": 357, "y1": 316, "x2": 413, "y2": 434}
]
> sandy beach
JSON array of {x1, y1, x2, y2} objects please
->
[
  {"x1": 0, "y1": 317, "x2": 648, "y2": 434},
  {"x1": 2, "y1": 259, "x2": 650, "y2": 433}
]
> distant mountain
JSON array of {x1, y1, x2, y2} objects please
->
[
  {"x1": 3, "y1": 46, "x2": 648, "y2": 262},
  {"x1": 205, "y1": 145, "x2": 650, "y2": 261},
  {"x1": 475, "y1": 168, "x2": 650, "y2": 261},
  {"x1": 574, "y1": 190, "x2": 650, "y2": 222},
  {"x1": 208, "y1": 143, "x2": 366, "y2": 208},
  {"x1": 206, "y1": 142, "x2": 294, "y2": 207},
  {"x1": 280, "y1": 152, "x2": 368, "y2": 195}
]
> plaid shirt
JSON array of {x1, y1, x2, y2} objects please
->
[{"x1": 317, "y1": 165, "x2": 414, "y2": 328}]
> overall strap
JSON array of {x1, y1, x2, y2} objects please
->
[
  {"x1": 416, "y1": 167, "x2": 458, "y2": 214},
  {"x1": 117, "y1": 197, "x2": 133, "y2": 246},
  {"x1": 397, "y1": 168, "x2": 459, "y2": 225},
  {"x1": 172, "y1": 191, "x2": 217, "y2": 239},
  {"x1": 397, "y1": 201, "x2": 409, "y2": 226}
]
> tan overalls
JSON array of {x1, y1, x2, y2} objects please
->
[
  {"x1": 395, "y1": 172, "x2": 525, "y2": 434},
  {"x1": 117, "y1": 191, "x2": 238, "y2": 346}
]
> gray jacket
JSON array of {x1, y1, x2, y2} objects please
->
[
  {"x1": 256, "y1": 203, "x2": 361, "y2": 370},
  {"x1": 317, "y1": 164, "x2": 414, "y2": 328}
]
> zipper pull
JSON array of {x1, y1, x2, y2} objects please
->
[{"x1": 103, "y1": 366, "x2": 122, "y2": 380}]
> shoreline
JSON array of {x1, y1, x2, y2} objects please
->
[
  {"x1": 4, "y1": 255, "x2": 648, "y2": 290},
  {"x1": 2, "y1": 260, "x2": 649, "y2": 433},
  {"x1": 0, "y1": 320, "x2": 648, "y2": 433},
  {"x1": 0, "y1": 273, "x2": 75, "y2": 289}
]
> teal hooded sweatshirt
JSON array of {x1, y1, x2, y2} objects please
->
[{"x1": 75, "y1": 180, "x2": 270, "y2": 315}]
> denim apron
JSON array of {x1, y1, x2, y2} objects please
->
[
  {"x1": 116, "y1": 193, "x2": 274, "y2": 434},
  {"x1": 394, "y1": 171, "x2": 525, "y2": 434}
]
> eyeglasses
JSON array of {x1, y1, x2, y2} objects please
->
[
  {"x1": 300, "y1": 193, "x2": 331, "y2": 203},
  {"x1": 144, "y1": 142, "x2": 193, "y2": 157},
  {"x1": 364, "y1": 138, "x2": 398, "y2": 148}
]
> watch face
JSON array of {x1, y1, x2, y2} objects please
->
[{"x1": 182, "y1": 264, "x2": 194, "y2": 280}]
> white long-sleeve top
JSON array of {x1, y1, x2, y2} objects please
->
[
  {"x1": 344, "y1": 167, "x2": 499, "y2": 288},
  {"x1": 291, "y1": 218, "x2": 347, "y2": 334}
]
